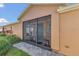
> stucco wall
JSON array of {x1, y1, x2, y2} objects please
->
[
  {"x1": 0, "y1": 27, "x2": 3, "y2": 32},
  {"x1": 4, "y1": 23, "x2": 21, "y2": 38},
  {"x1": 60, "y1": 9, "x2": 79, "y2": 55},
  {"x1": 4, "y1": 25, "x2": 11, "y2": 31},
  {"x1": 12, "y1": 23, "x2": 21, "y2": 38},
  {"x1": 20, "y1": 4, "x2": 60, "y2": 51}
]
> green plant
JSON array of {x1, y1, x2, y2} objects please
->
[
  {"x1": 0, "y1": 40, "x2": 11, "y2": 55},
  {"x1": 0, "y1": 35, "x2": 24, "y2": 56},
  {"x1": 0, "y1": 33, "x2": 6, "y2": 36},
  {"x1": 0, "y1": 34, "x2": 21, "y2": 54},
  {"x1": 6, "y1": 47, "x2": 30, "y2": 56},
  {"x1": 6, "y1": 35, "x2": 21, "y2": 44}
]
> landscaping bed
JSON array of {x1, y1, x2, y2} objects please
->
[{"x1": 0, "y1": 34, "x2": 30, "y2": 56}]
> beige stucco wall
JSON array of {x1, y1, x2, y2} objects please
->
[
  {"x1": 20, "y1": 4, "x2": 60, "y2": 51},
  {"x1": 4, "y1": 23, "x2": 21, "y2": 38},
  {"x1": 12, "y1": 23, "x2": 21, "y2": 38},
  {"x1": 0, "y1": 27, "x2": 3, "y2": 32},
  {"x1": 4, "y1": 25, "x2": 12, "y2": 31},
  {"x1": 3, "y1": 25, "x2": 12, "y2": 35},
  {"x1": 60, "y1": 8, "x2": 79, "y2": 55}
]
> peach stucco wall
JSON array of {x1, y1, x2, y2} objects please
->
[
  {"x1": 12, "y1": 23, "x2": 21, "y2": 38},
  {"x1": 4, "y1": 23, "x2": 21, "y2": 38},
  {"x1": 60, "y1": 9, "x2": 79, "y2": 55},
  {"x1": 0, "y1": 27, "x2": 3, "y2": 32},
  {"x1": 4, "y1": 25, "x2": 11, "y2": 31},
  {"x1": 20, "y1": 4, "x2": 60, "y2": 51}
]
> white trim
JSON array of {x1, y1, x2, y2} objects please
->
[{"x1": 57, "y1": 4, "x2": 79, "y2": 13}]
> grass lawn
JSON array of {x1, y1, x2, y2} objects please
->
[
  {"x1": 6, "y1": 47, "x2": 30, "y2": 56},
  {"x1": 0, "y1": 36, "x2": 30, "y2": 56},
  {"x1": 0, "y1": 36, "x2": 7, "y2": 40}
]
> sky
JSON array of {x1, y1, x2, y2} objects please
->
[{"x1": 0, "y1": 3, "x2": 29, "y2": 26}]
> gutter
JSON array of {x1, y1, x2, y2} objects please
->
[{"x1": 57, "y1": 4, "x2": 79, "y2": 13}]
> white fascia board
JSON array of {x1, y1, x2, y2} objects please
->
[{"x1": 57, "y1": 4, "x2": 79, "y2": 13}]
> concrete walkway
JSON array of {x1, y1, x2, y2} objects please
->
[{"x1": 13, "y1": 42, "x2": 64, "y2": 56}]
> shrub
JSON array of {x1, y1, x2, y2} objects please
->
[
  {"x1": 0, "y1": 40, "x2": 11, "y2": 55},
  {"x1": 0, "y1": 35, "x2": 21, "y2": 55},
  {"x1": 6, "y1": 35, "x2": 21, "y2": 44}
]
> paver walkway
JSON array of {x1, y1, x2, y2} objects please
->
[{"x1": 13, "y1": 42, "x2": 64, "y2": 56}]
